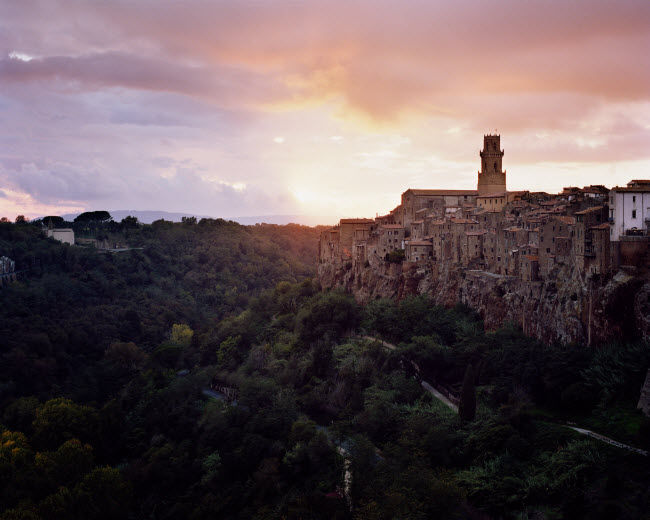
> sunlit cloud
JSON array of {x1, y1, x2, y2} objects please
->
[
  {"x1": 8, "y1": 51, "x2": 34, "y2": 62},
  {"x1": 0, "y1": 0, "x2": 648, "y2": 221}
]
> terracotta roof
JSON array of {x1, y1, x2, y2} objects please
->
[
  {"x1": 411, "y1": 220, "x2": 424, "y2": 224},
  {"x1": 555, "y1": 216, "x2": 576, "y2": 225},
  {"x1": 591, "y1": 223, "x2": 610, "y2": 230},
  {"x1": 465, "y1": 231, "x2": 487, "y2": 236},
  {"x1": 450, "y1": 218, "x2": 478, "y2": 224},
  {"x1": 582, "y1": 185, "x2": 609, "y2": 193},
  {"x1": 381, "y1": 224, "x2": 404, "y2": 229},
  {"x1": 525, "y1": 255, "x2": 539, "y2": 261},
  {"x1": 407, "y1": 240, "x2": 433, "y2": 246},
  {"x1": 574, "y1": 206, "x2": 604, "y2": 215},
  {"x1": 340, "y1": 218, "x2": 374, "y2": 224},
  {"x1": 612, "y1": 185, "x2": 650, "y2": 193},
  {"x1": 404, "y1": 189, "x2": 478, "y2": 196}
]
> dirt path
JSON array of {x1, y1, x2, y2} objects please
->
[
  {"x1": 420, "y1": 381, "x2": 459, "y2": 413},
  {"x1": 362, "y1": 335, "x2": 458, "y2": 413},
  {"x1": 359, "y1": 335, "x2": 647, "y2": 454},
  {"x1": 566, "y1": 426, "x2": 648, "y2": 456}
]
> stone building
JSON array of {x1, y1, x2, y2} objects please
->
[
  {"x1": 318, "y1": 134, "x2": 648, "y2": 293},
  {"x1": 400, "y1": 189, "x2": 478, "y2": 229},
  {"x1": 377, "y1": 225, "x2": 405, "y2": 259},
  {"x1": 574, "y1": 206, "x2": 608, "y2": 273},
  {"x1": 46, "y1": 228, "x2": 75, "y2": 245},
  {"x1": 319, "y1": 227, "x2": 340, "y2": 263},
  {"x1": 609, "y1": 180, "x2": 650, "y2": 240},
  {"x1": 338, "y1": 219, "x2": 373, "y2": 259},
  {"x1": 405, "y1": 240, "x2": 433, "y2": 262}
]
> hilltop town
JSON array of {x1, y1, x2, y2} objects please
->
[{"x1": 319, "y1": 135, "x2": 650, "y2": 345}]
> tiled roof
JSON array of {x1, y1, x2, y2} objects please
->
[
  {"x1": 591, "y1": 223, "x2": 610, "y2": 230},
  {"x1": 404, "y1": 189, "x2": 478, "y2": 196},
  {"x1": 574, "y1": 205, "x2": 604, "y2": 215},
  {"x1": 340, "y1": 218, "x2": 374, "y2": 224}
]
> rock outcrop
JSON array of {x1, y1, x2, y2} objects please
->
[{"x1": 319, "y1": 261, "x2": 650, "y2": 345}]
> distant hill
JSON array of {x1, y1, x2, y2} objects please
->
[{"x1": 56, "y1": 210, "x2": 336, "y2": 226}]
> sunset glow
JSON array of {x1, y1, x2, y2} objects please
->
[{"x1": 1, "y1": 0, "x2": 649, "y2": 221}]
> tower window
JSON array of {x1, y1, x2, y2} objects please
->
[
  {"x1": 494, "y1": 161, "x2": 498, "y2": 172},
  {"x1": 632, "y1": 210, "x2": 637, "y2": 219}
]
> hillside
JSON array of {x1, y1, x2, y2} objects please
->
[{"x1": 1, "y1": 220, "x2": 649, "y2": 519}]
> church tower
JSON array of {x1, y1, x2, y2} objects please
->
[{"x1": 477, "y1": 134, "x2": 507, "y2": 196}]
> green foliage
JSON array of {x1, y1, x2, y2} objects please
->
[
  {"x1": 385, "y1": 248, "x2": 405, "y2": 263},
  {"x1": 296, "y1": 290, "x2": 360, "y2": 343},
  {"x1": 170, "y1": 323, "x2": 194, "y2": 348},
  {"x1": 74, "y1": 211, "x2": 112, "y2": 223},
  {"x1": 42, "y1": 216, "x2": 65, "y2": 228},
  {"x1": 31, "y1": 399, "x2": 99, "y2": 451},
  {"x1": 1, "y1": 220, "x2": 650, "y2": 519},
  {"x1": 459, "y1": 364, "x2": 476, "y2": 423}
]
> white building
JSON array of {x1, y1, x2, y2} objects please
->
[
  {"x1": 46, "y1": 228, "x2": 75, "y2": 245},
  {"x1": 609, "y1": 180, "x2": 650, "y2": 241}
]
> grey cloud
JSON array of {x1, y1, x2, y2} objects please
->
[{"x1": 0, "y1": 52, "x2": 291, "y2": 109}]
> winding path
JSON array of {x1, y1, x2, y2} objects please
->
[
  {"x1": 360, "y1": 335, "x2": 647, "y2": 455},
  {"x1": 566, "y1": 426, "x2": 648, "y2": 456},
  {"x1": 361, "y1": 335, "x2": 458, "y2": 413}
]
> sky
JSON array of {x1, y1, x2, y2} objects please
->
[{"x1": 1, "y1": 0, "x2": 649, "y2": 223}]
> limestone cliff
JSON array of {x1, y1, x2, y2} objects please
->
[{"x1": 319, "y1": 262, "x2": 650, "y2": 345}]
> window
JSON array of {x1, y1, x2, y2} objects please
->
[
  {"x1": 633, "y1": 196, "x2": 636, "y2": 203},
  {"x1": 632, "y1": 210, "x2": 637, "y2": 219}
]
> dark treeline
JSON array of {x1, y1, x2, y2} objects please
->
[{"x1": 1, "y1": 219, "x2": 649, "y2": 519}]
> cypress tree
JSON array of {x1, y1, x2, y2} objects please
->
[{"x1": 458, "y1": 363, "x2": 476, "y2": 423}]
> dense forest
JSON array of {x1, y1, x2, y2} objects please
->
[{"x1": 1, "y1": 217, "x2": 649, "y2": 519}]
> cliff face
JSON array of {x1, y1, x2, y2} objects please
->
[{"x1": 319, "y1": 262, "x2": 650, "y2": 345}]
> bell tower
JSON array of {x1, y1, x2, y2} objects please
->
[{"x1": 477, "y1": 134, "x2": 507, "y2": 196}]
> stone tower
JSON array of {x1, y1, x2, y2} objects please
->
[{"x1": 477, "y1": 134, "x2": 507, "y2": 196}]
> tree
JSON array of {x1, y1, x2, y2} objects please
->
[
  {"x1": 74, "y1": 211, "x2": 112, "y2": 223},
  {"x1": 120, "y1": 216, "x2": 139, "y2": 229},
  {"x1": 31, "y1": 399, "x2": 99, "y2": 450},
  {"x1": 170, "y1": 324, "x2": 194, "y2": 348},
  {"x1": 15, "y1": 215, "x2": 27, "y2": 223},
  {"x1": 42, "y1": 216, "x2": 64, "y2": 228},
  {"x1": 459, "y1": 364, "x2": 476, "y2": 423},
  {"x1": 105, "y1": 342, "x2": 147, "y2": 370},
  {"x1": 71, "y1": 466, "x2": 131, "y2": 519}
]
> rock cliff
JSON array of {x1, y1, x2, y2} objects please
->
[{"x1": 319, "y1": 262, "x2": 650, "y2": 345}]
